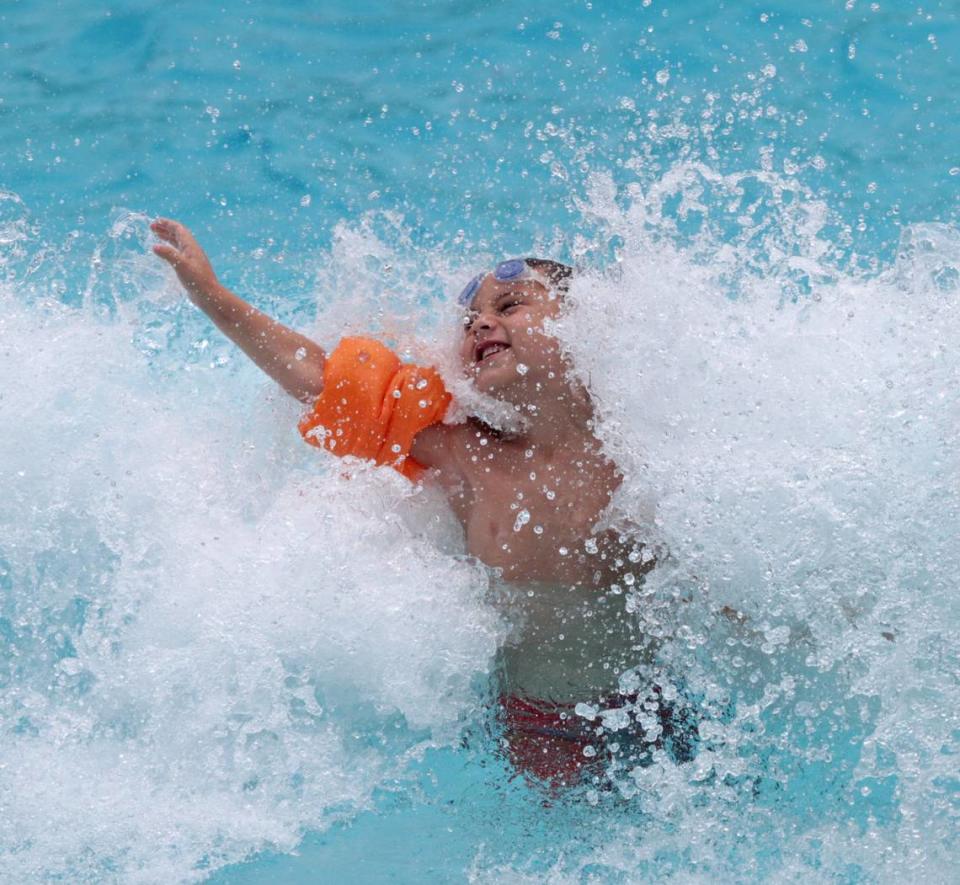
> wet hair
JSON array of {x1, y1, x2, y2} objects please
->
[{"x1": 524, "y1": 258, "x2": 574, "y2": 293}]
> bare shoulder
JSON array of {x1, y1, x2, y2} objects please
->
[{"x1": 411, "y1": 421, "x2": 470, "y2": 479}]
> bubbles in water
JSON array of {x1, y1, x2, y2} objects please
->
[
  {"x1": 549, "y1": 162, "x2": 960, "y2": 881},
  {"x1": 3, "y1": 148, "x2": 960, "y2": 881},
  {"x1": 0, "y1": 277, "x2": 502, "y2": 881}
]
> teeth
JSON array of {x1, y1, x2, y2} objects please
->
[{"x1": 479, "y1": 343, "x2": 508, "y2": 361}]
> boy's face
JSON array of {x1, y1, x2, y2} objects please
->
[{"x1": 459, "y1": 273, "x2": 567, "y2": 399}]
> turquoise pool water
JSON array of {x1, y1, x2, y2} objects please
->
[{"x1": 1, "y1": 1, "x2": 959, "y2": 882}]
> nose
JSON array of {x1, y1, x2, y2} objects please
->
[{"x1": 467, "y1": 310, "x2": 497, "y2": 335}]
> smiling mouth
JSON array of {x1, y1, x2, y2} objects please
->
[{"x1": 475, "y1": 342, "x2": 510, "y2": 363}]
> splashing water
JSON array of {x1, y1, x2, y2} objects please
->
[
  {"x1": 552, "y1": 165, "x2": 960, "y2": 879},
  {"x1": 0, "y1": 206, "x2": 503, "y2": 880},
  {"x1": 1, "y1": 156, "x2": 960, "y2": 882}
]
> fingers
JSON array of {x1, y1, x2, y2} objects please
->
[
  {"x1": 152, "y1": 243, "x2": 179, "y2": 265},
  {"x1": 150, "y1": 217, "x2": 189, "y2": 249}
]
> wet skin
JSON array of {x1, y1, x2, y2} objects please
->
[
  {"x1": 413, "y1": 275, "x2": 624, "y2": 585},
  {"x1": 151, "y1": 219, "x2": 650, "y2": 703},
  {"x1": 410, "y1": 274, "x2": 653, "y2": 699}
]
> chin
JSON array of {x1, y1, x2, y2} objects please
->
[
  {"x1": 472, "y1": 376, "x2": 510, "y2": 398},
  {"x1": 476, "y1": 376, "x2": 533, "y2": 406},
  {"x1": 469, "y1": 361, "x2": 512, "y2": 395},
  {"x1": 468, "y1": 354, "x2": 550, "y2": 402}
]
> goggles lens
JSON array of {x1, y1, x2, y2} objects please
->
[
  {"x1": 493, "y1": 258, "x2": 526, "y2": 281},
  {"x1": 457, "y1": 259, "x2": 535, "y2": 306},
  {"x1": 457, "y1": 273, "x2": 485, "y2": 307}
]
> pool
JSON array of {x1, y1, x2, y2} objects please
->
[{"x1": 1, "y1": 1, "x2": 958, "y2": 881}]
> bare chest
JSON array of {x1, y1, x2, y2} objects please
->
[{"x1": 451, "y1": 453, "x2": 621, "y2": 584}]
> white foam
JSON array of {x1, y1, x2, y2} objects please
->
[
  {"x1": 2, "y1": 166, "x2": 960, "y2": 881},
  {"x1": 0, "y1": 272, "x2": 502, "y2": 880},
  {"x1": 547, "y1": 166, "x2": 960, "y2": 880}
]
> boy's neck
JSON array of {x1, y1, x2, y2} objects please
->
[{"x1": 510, "y1": 380, "x2": 601, "y2": 453}]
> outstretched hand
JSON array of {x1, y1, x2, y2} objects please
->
[
  {"x1": 151, "y1": 217, "x2": 219, "y2": 300},
  {"x1": 149, "y1": 215, "x2": 326, "y2": 400}
]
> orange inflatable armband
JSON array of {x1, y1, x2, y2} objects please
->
[{"x1": 298, "y1": 337, "x2": 451, "y2": 480}]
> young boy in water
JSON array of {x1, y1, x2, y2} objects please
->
[{"x1": 151, "y1": 217, "x2": 689, "y2": 786}]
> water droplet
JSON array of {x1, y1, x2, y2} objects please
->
[
  {"x1": 294, "y1": 346, "x2": 307, "y2": 361},
  {"x1": 415, "y1": 378, "x2": 428, "y2": 390},
  {"x1": 299, "y1": 194, "x2": 311, "y2": 207},
  {"x1": 513, "y1": 509, "x2": 531, "y2": 532},
  {"x1": 516, "y1": 362, "x2": 529, "y2": 375},
  {"x1": 655, "y1": 68, "x2": 670, "y2": 85},
  {"x1": 58, "y1": 658, "x2": 82, "y2": 675}
]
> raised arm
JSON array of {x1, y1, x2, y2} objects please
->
[{"x1": 151, "y1": 218, "x2": 325, "y2": 402}]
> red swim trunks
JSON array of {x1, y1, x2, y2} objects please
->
[
  {"x1": 499, "y1": 689, "x2": 696, "y2": 787},
  {"x1": 499, "y1": 695, "x2": 599, "y2": 786}
]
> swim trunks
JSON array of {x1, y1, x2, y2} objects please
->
[
  {"x1": 499, "y1": 695, "x2": 597, "y2": 785},
  {"x1": 298, "y1": 337, "x2": 451, "y2": 480},
  {"x1": 499, "y1": 687, "x2": 697, "y2": 787}
]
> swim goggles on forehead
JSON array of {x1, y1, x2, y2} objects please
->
[{"x1": 456, "y1": 258, "x2": 548, "y2": 306}]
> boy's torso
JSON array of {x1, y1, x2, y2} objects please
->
[
  {"x1": 425, "y1": 422, "x2": 653, "y2": 702},
  {"x1": 438, "y1": 422, "x2": 623, "y2": 584}
]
